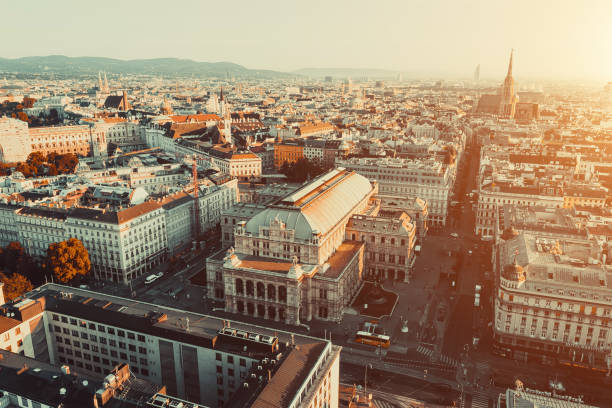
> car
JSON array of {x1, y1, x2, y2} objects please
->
[
  {"x1": 145, "y1": 273, "x2": 162, "y2": 284},
  {"x1": 78, "y1": 284, "x2": 90, "y2": 289},
  {"x1": 450, "y1": 233, "x2": 459, "y2": 238}
]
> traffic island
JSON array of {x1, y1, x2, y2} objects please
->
[{"x1": 351, "y1": 281, "x2": 399, "y2": 318}]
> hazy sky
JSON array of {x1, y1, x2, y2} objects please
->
[{"x1": 2, "y1": 0, "x2": 611, "y2": 80}]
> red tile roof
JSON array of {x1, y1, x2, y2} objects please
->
[
  {"x1": 169, "y1": 114, "x2": 221, "y2": 123},
  {"x1": 116, "y1": 201, "x2": 161, "y2": 224},
  {"x1": 0, "y1": 315, "x2": 21, "y2": 334}
]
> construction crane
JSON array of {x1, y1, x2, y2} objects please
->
[{"x1": 192, "y1": 155, "x2": 200, "y2": 238}]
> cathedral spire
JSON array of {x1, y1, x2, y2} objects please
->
[
  {"x1": 220, "y1": 86, "x2": 224, "y2": 101},
  {"x1": 506, "y1": 49, "x2": 514, "y2": 78}
]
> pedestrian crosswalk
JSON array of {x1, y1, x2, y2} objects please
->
[
  {"x1": 416, "y1": 345, "x2": 458, "y2": 367},
  {"x1": 373, "y1": 399, "x2": 397, "y2": 408},
  {"x1": 416, "y1": 344, "x2": 434, "y2": 358},
  {"x1": 470, "y1": 393, "x2": 490, "y2": 408},
  {"x1": 439, "y1": 353, "x2": 459, "y2": 368}
]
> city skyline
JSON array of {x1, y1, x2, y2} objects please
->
[{"x1": 1, "y1": 0, "x2": 611, "y2": 80}]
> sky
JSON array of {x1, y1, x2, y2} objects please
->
[{"x1": 2, "y1": 0, "x2": 611, "y2": 80}]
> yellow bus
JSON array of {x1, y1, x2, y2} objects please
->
[{"x1": 355, "y1": 331, "x2": 391, "y2": 348}]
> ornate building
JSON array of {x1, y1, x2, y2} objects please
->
[
  {"x1": 499, "y1": 50, "x2": 517, "y2": 117},
  {"x1": 206, "y1": 168, "x2": 380, "y2": 325},
  {"x1": 476, "y1": 50, "x2": 521, "y2": 118},
  {"x1": 493, "y1": 231, "x2": 612, "y2": 370}
]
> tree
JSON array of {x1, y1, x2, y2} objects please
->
[
  {"x1": 0, "y1": 272, "x2": 33, "y2": 301},
  {"x1": 0, "y1": 241, "x2": 24, "y2": 269},
  {"x1": 55, "y1": 153, "x2": 79, "y2": 174},
  {"x1": 46, "y1": 238, "x2": 91, "y2": 283}
]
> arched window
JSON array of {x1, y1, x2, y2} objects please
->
[
  {"x1": 246, "y1": 281, "x2": 254, "y2": 296},
  {"x1": 235, "y1": 279, "x2": 244, "y2": 295},
  {"x1": 237, "y1": 301, "x2": 244, "y2": 313},
  {"x1": 278, "y1": 286, "x2": 287, "y2": 303},
  {"x1": 256, "y1": 282, "x2": 265, "y2": 299},
  {"x1": 257, "y1": 304, "x2": 265, "y2": 317},
  {"x1": 267, "y1": 284, "x2": 276, "y2": 301}
]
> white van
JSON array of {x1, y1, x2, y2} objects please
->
[{"x1": 145, "y1": 272, "x2": 164, "y2": 285}]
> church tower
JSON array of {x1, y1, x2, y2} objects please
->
[
  {"x1": 499, "y1": 49, "x2": 517, "y2": 118},
  {"x1": 223, "y1": 109, "x2": 232, "y2": 147}
]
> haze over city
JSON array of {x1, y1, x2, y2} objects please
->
[
  {"x1": 2, "y1": 0, "x2": 611, "y2": 80},
  {"x1": 1, "y1": 2, "x2": 612, "y2": 408}
]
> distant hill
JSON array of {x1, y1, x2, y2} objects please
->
[
  {"x1": 0, "y1": 55, "x2": 294, "y2": 78},
  {"x1": 294, "y1": 67, "x2": 401, "y2": 79}
]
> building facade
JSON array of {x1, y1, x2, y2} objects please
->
[
  {"x1": 0, "y1": 117, "x2": 31, "y2": 162},
  {"x1": 493, "y1": 232, "x2": 612, "y2": 370},
  {"x1": 0, "y1": 284, "x2": 341, "y2": 408},
  {"x1": 337, "y1": 157, "x2": 452, "y2": 226},
  {"x1": 345, "y1": 213, "x2": 416, "y2": 282},
  {"x1": 207, "y1": 169, "x2": 379, "y2": 325}
]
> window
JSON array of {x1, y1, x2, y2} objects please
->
[
  {"x1": 98, "y1": 325, "x2": 105, "y2": 333},
  {"x1": 217, "y1": 366, "x2": 223, "y2": 374},
  {"x1": 227, "y1": 356, "x2": 234, "y2": 364},
  {"x1": 120, "y1": 352, "x2": 127, "y2": 360},
  {"x1": 127, "y1": 332, "x2": 135, "y2": 340},
  {"x1": 110, "y1": 350, "x2": 118, "y2": 358},
  {"x1": 239, "y1": 358, "x2": 246, "y2": 367},
  {"x1": 228, "y1": 368, "x2": 235, "y2": 376},
  {"x1": 216, "y1": 353, "x2": 222, "y2": 361},
  {"x1": 139, "y1": 347, "x2": 147, "y2": 354},
  {"x1": 141, "y1": 369, "x2": 149, "y2": 376},
  {"x1": 109, "y1": 340, "x2": 117, "y2": 347},
  {"x1": 70, "y1": 318, "x2": 77, "y2": 326},
  {"x1": 108, "y1": 328, "x2": 115, "y2": 335},
  {"x1": 137, "y1": 334, "x2": 145, "y2": 342},
  {"x1": 140, "y1": 358, "x2": 148, "y2": 366},
  {"x1": 99, "y1": 337, "x2": 107, "y2": 345},
  {"x1": 119, "y1": 342, "x2": 126, "y2": 349},
  {"x1": 117, "y1": 330, "x2": 125, "y2": 337}
]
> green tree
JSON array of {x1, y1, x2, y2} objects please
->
[
  {"x1": 0, "y1": 271, "x2": 33, "y2": 301},
  {"x1": 46, "y1": 238, "x2": 91, "y2": 283}
]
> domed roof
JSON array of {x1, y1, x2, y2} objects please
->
[
  {"x1": 501, "y1": 226, "x2": 519, "y2": 240},
  {"x1": 502, "y1": 259, "x2": 526, "y2": 282}
]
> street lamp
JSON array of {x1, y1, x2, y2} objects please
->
[{"x1": 364, "y1": 363, "x2": 373, "y2": 399}]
